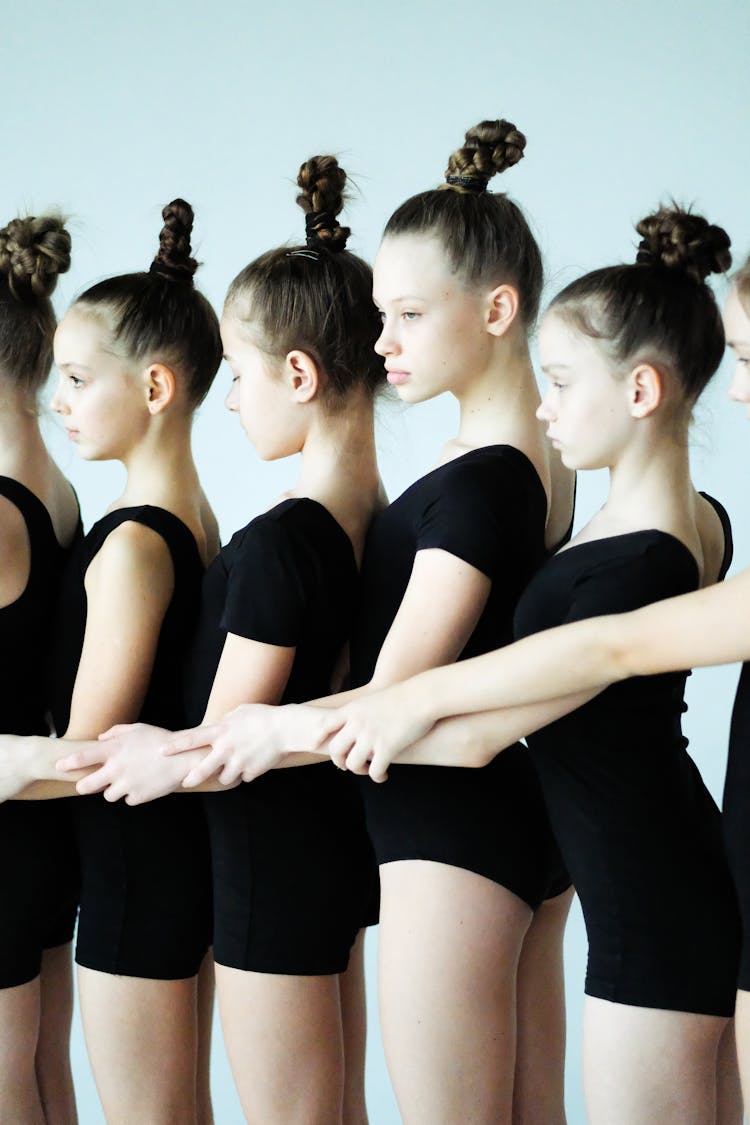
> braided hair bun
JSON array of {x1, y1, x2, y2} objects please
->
[
  {"x1": 149, "y1": 199, "x2": 198, "y2": 282},
  {"x1": 0, "y1": 214, "x2": 71, "y2": 301},
  {"x1": 443, "y1": 119, "x2": 526, "y2": 193},
  {"x1": 635, "y1": 207, "x2": 732, "y2": 283},
  {"x1": 296, "y1": 156, "x2": 351, "y2": 252}
]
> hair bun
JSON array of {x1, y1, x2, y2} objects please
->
[
  {"x1": 296, "y1": 156, "x2": 351, "y2": 252},
  {"x1": 150, "y1": 199, "x2": 198, "y2": 282},
  {"x1": 444, "y1": 119, "x2": 526, "y2": 193},
  {"x1": 635, "y1": 207, "x2": 732, "y2": 283},
  {"x1": 0, "y1": 214, "x2": 71, "y2": 300}
]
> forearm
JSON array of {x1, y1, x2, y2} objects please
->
[
  {"x1": 12, "y1": 735, "x2": 95, "y2": 799},
  {"x1": 404, "y1": 616, "x2": 627, "y2": 725}
]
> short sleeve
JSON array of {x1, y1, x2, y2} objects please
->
[
  {"x1": 220, "y1": 517, "x2": 312, "y2": 646},
  {"x1": 415, "y1": 457, "x2": 517, "y2": 578},
  {"x1": 562, "y1": 540, "x2": 696, "y2": 625}
]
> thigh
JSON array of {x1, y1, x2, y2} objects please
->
[
  {"x1": 216, "y1": 963, "x2": 345, "y2": 1125},
  {"x1": 0, "y1": 976, "x2": 45, "y2": 1123},
  {"x1": 513, "y1": 887, "x2": 574, "y2": 1125},
  {"x1": 583, "y1": 995, "x2": 728, "y2": 1125},
  {"x1": 36, "y1": 943, "x2": 78, "y2": 1125},
  {"x1": 77, "y1": 965, "x2": 199, "y2": 1125},
  {"x1": 378, "y1": 860, "x2": 532, "y2": 1125},
  {"x1": 338, "y1": 929, "x2": 368, "y2": 1125}
]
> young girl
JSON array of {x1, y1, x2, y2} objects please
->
[
  {"x1": 144, "y1": 119, "x2": 578, "y2": 1124},
  {"x1": 0, "y1": 200, "x2": 223, "y2": 1124},
  {"x1": 0, "y1": 213, "x2": 80, "y2": 1124},
  {"x1": 64, "y1": 156, "x2": 385, "y2": 1125},
  {"x1": 297, "y1": 208, "x2": 744, "y2": 1123}
]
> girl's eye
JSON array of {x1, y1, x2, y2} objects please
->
[
  {"x1": 68, "y1": 374, "x2": 83, "y2": 388},
  {"x1": 402, "y1": 311, "x2": 419, "y2": 321}
]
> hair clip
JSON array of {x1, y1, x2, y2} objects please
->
[{"x1": 287, "y1": 249, "x2": 320, "y2": 261}]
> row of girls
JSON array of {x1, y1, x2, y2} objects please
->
[{"x1": 1, "y1": 116, "x2": 749, "y2": 1125}]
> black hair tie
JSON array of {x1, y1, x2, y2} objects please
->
[
  {"x1": 305, "y1": 210, "x2": 339, "y2": 247},
  {"x1": 445, "y1": 174, "x2": 487, "y2": 194}
]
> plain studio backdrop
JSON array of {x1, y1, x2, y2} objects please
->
[{"x1": 2, "y1": 1, "x2": 749, "y2": 1120}]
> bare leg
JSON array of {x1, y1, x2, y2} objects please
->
[
  {"x1": 196, "y1": 952, "x2": 215, "y2": 1125},
  {"x1": 584, "y1": 995, "x2": 728, "y2": 1124},
  {"x1": 513, "y1": 887, "x2": 573, "y2": 1125},
  {"x1": 733, "y1": 990, "x2": 750, "y2": 1115},
  {"x1": 215, "y1": 963, "x2": 345, "y2": 1124},
  {"x1": 339, "y1": 928, "x2": 368, "y2": 1125},
  {"x1": 716, "y1": 1018, "x2": 743, "y2": 1125},
  {"x1": 36, "y1": 943, "x2": 77, "y2": 1125},
  {"x1": 0, "y1": 976, "x2": 45, "y2": 1124},
  {"x1": 78, "y1": 965, "x2": 199, "y2": 1125},
  {"x1": 378, "y1": 860, "x2": 532, "y2": 1125}
]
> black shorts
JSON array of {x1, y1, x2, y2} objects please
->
[
  {"x1": 360, "y1": 741, "x2": 570, "y2": 910},
  {"x1": 0, "y1": 799, "x2": 78, "y2": 989},
  {"x1": 205, "y1": 764, "x2": 377, "y2": 975},
  {"x1": 73, "y1": 794, "x2": 212, "y2": 980}
]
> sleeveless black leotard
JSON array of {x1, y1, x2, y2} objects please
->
[
  {"x1": 723, "y1": 654, "x2": 750, "y2": 990},
  {"x1": 0, "y1": 477, "x2": 80, "y2": 988},
  {"x1": 350, "y1": 446, "x2": 570, "y2": 908},
  {"x1": 514, "y1": 500, "x2": 740, "y2": 1015},
  {"x1": 184, "y1": 498, "x2": 377, "y2": 974},
  {"x1": 49, "y1": 506, "x2": 212, "y2": 980}
]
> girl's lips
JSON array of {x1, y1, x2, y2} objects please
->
[
  {"x1": 65, "y1": 428, "x2": 79, "y2": 441},
  {"x1": 386, "y1": 371, "x2": 410, "y2": 386}
]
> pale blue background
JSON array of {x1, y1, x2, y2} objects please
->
[{"x1": 2, "y1": 0, "x2": 749, "y2": 1120}]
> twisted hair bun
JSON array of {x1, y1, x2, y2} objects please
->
[
  {"x1": 0, "y1": 214, "x2": 71, "y2": 300},
  {"x1": 150, "y1": 198, "x2": 198, "y2": 282},
  {"x1": 443, "y1": 119, "x2": 526, "y2": 193},
  {"x1": 296, "y1": 156, "x2": 351, "y2": 252},
  {"x1": 635, "y1": 207, "x2": 732, "y2": 283}
]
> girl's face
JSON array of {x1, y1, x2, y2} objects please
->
[
  {"x1": 725, "y1": 287, "x2": 750, "y2": 418},
  {"x1": 221, "y1": 312, "x2": 305, "y2": 460},
  {"x1": 372, "y1": 234, "x2": 495, "y2": 403},
  {"x1": 51, "y1": 309, "x2": 149, "y2": 461},
  {"x1": 537, "y1": 311, "x2": 635, "y2": 470}
]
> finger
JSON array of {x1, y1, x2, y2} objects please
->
[
  {"x1": 310, "y1": 711, "x2": 346, "y2": 751},
  {"x1": 345, "y1": 740, "x2": 373, "y2": 775},
  {"x1": 102, "y1": 780, "x2": 129, "y2": 804},
  {"x1": 163, "y1": 726, "x2": 218, "y2": 756},
  {"x1": 218, "y1": 760, "x2": 242, "y2": 786},
  {"x1": 57, "y1": 745, "x2": 110, "y2": 772},
  {"x1": 368, "y1": 751, "x2": 390, "y2": 784},
  {"x1": 327, "y1": 728, "x2": 356, "y2": 769},
  {"x1": 75, "y1": 767, "x2": 113, "y2": 795},
  {"x1": 181, "y1": 749, "x2": 225, "y2": 788}
]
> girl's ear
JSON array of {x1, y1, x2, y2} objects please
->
[
  {"x1": 284, "y1": 350, "x2": 319, "y2": 403},
  {"x1": 144, "y1": 363, "x2": 176, "y2": 414},
  {"x1": 628, "y1": 363, "x2": 662, "y2": 419},
  {"x1": 486, "y1": 284, "x2": 520, "y2": 338}
]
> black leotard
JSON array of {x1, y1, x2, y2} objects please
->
[
  {"x1": 350, "y1": 446, "x2": 570, "y2": 908},
  {"x1": 514, "y1": 502, "x2": 740, "y2": 1015},
  {"x1": 723, "y1": 657, "x2": 750, "y2": 990},
  {"x1": 0, "y1": 477, "x2": 80, "y2": 989},
  {"x1": 49, "y1": 506, "x2": 212, "y2": 980},
  {"x1": 184, "y1": 498, "x2": 377, "y2": 974}
]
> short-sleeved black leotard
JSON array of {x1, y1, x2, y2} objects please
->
[
  {"x1": 723, "y1": 656, "x2": 750, "y2": 990},
  {"x1": 184, "y1": 498, "x2": 377, "y2": 974},
  {"x1": 350, "y1": 445, "x2": 570, "y2": 908},
  {"x1": 0, "y1": 477, "x2": 81, "y2": 989},
  {"x1": 514, "y1": 502, "x2": 740, "y2": 1016},
  {"x1": 48, "y1": 506, "x2": 212, "y2": 980}
]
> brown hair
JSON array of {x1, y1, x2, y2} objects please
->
[
  {"x1": 383, "y1": 119, "x2": 543, "y2": 326},
  {"x1": 734, "y1": 253, "x2": 750, "y2": 317},
  {"x1": 225, "y1": 155, "x2": 383, "y2": 401},
  {"x1": 0, "y1": 214, "x2": 71, "y2": 396},
  {"x1": 549, "y1": 206, "x2": 731, "y2": 404},
  {"x1": 73, "y1": 200, "x2": 221, "y2": 406}
]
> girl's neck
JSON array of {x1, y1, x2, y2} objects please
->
[
  {"x1": 453, "y1": 341, "x2": 541, "y2": 453},
  {"x1": 115, "y1": 419, "x2": 201, "y2": 512},
  {"x1": 0, "y1": 387, "x2": 49, "y2": 476},
  {"x1": 602, "y1": 429, "x2": 693, "y2": 534}
]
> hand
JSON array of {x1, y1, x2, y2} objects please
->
[
  {"x1": 162, "y1": 703, "x2": 327, "y2": 788},
  {"x1": 0, "y1": 734, "x2": 38, "y2": 801},
  {"x1": 323, "y1": 683, "x2": 437, "y2": 782},
  {"x1": 57, "y1": 724, "x2": 189, "y2": 804}
]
